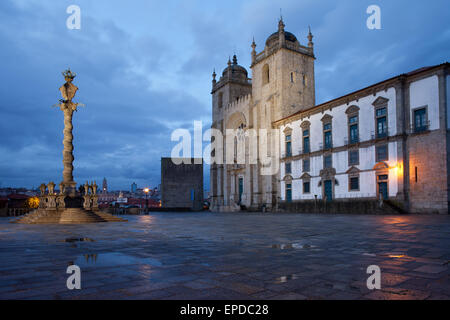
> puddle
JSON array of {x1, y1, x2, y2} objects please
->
[
  {"x1": 64, "y1": 237, "x2": 95, "y2": 243},
  {"x1": 276, "y1": 274, "x2": 298, "y2": 283},
  {"x1": 363, "y1": 253, "x2": 376, "y2": 257},
  {"x1": 388, "y1": 254, "x2": 406, "y2": 258},
  {"x1": 70, "y1": 252, "x2": 162, "y2": 268},
  {"x1": 272, "y1": 242, "x2": 316, "y2": 250}
]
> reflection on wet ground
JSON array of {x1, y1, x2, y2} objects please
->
[
  {"x1": 271, "y1": 242, "x2": 317, "y2": 250},
  {"x1": 73, "y1": 252, "x2": 162, "y2": 268},
  {"x1": 0, "y1": 212, "x2": 449, "y2": 300},
  {"x1": 64, "y1": 237, "x2": 95, "y2": 243}
]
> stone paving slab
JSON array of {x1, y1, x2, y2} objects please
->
[{"x1": 0, "y1": 213, "x2": 450, "y2": 300}]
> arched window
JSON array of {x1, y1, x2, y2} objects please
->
[
  {"x1": 262, "y1": 64, "x2": 270, "y2": 85},
  {"x1": 218, "y1": 92, "x2": 223, "y2": 108}
]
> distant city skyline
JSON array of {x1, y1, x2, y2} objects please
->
[{"x1": 0, "y1": 0, "x2": 449, "y2": 190}]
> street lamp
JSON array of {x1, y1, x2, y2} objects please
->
[{"x1": 143, "y1": 188, "x2": 149, "y2": 215}]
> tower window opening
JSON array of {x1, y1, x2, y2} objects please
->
[
  {"x1": 218, "y1": 92, "x2": 223, "y2": 108},
  {"x1": 262, "y1": 64, "x2": 270, "y2": 85}
]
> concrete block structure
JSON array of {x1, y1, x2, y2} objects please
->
[{"x1": 161, "y1": 158, "x2": 203, "y2": 211}]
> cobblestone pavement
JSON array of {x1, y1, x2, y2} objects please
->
[{"x1": 0, "y1": 213, "x2": 449, "y2": 300}]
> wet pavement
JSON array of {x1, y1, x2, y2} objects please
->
[{"x1": 0, "y1": 212, "x2": 449, "y2": 300}]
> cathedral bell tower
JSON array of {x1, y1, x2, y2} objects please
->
[
  {"x1": 250, "y1": 18, "x2": 316, "y2": 122},
  {"x1": 211, "y1": 55, "x2": 252, "y2": 127}
]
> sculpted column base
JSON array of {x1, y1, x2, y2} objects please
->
[{"x1": 63, "y1": 181, "x2": 77, "y2": 197}]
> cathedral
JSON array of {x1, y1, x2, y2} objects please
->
[{"x1": 210, "y1": 18, "x2": 449, "y2": 214}]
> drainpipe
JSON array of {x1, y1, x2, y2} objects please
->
[{"x1": 400, "y1": 75, "x2": 411, "y2": 213}]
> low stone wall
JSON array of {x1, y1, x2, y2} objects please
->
[
  {"x1": 278, "y1": 199, "x2": 406, "y2": 214},
  {"x1": 4, "y1": 208, "x2": 31, "y2": 217}
]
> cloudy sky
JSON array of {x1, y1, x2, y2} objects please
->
[{"x1": 0, "y1": 0, "x2": 448, "y2": 191}]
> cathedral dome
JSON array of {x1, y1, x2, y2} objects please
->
[
  {"x1": 265, "y1": 31, "x2": 298, "y2": 47},
  {"x1": 222, "y1": 55, "x2": 248, "y2": 81}
]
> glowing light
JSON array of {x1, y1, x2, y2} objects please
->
[
  {"x1": 391, "y1": 161, "x2": 403, "y2": 177},
  {"x1": 389, "y1": 254, "x2": 406, "y2": 258},
  {"x1": 143, "y1": 188, "x2": 149, "y2": 193}
]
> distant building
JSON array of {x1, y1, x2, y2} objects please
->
[
  {"x1": 102, "y1": 177, "x2": 108, "y2": 193},
  {"x1": 161, "y1": 158, "x2": 203, "y2": 210},
  {"x1": 131, "y1": 182, "x2": 137, "y2": 193}
]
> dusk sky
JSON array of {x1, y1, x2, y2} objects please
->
[{"x1": 0, "y1": 0, "x2": 448, "y2": 191}]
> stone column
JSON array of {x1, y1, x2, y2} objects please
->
[
  {"x1": 58, "y1": 69, "x2": 81, "y2": 196},
  {"x1": 91, "y1": 195, "x2": 99, "y2": 211},
  {"x1": 83, "y1": 195, "x2": 91, "y2": 210},
  {"x1": 47, "y1": 195, "x2": 57, "y2": 211},
  {"x1": 62, "y1": 107, "x2": 77, "y2": 195}
]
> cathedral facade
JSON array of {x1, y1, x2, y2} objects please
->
[{"x1": 210, "y1": 19, "x2": 449, "y2": 214}]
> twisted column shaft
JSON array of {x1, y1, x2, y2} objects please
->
[{"x1": 62, "y1": 107, "x2": 75, "y2": 185}]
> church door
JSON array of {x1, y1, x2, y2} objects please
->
[
  {"x1": 238, "y1": 177, "x2": 243, "y2": 203},
  {"x1": 377, "y1": 174, "x2": 389, "y2": 200},
  {"x1": 324, "y1": 180, "x2": 333, "y2": 202}
]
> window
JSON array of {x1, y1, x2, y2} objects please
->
[
  {"x1": 323, "y1": 122, "x2": 332, "y2": 149},
  {"x1": 376, "y1": 107, "x2": 388, "y2": 138},
  {"x1": 262, "y1": 64, "x2": 270, "y2": 85},
  {"x1": 303, "y1": 158, "x2": 310, "y2": 172},
  {"x1": 349, "y1": 115, "x2": 359, "y2": 144},
  {"x1": 303, "y1": 181, "x2": 310, "y2": 194},
  {"x1": 285, "y1": 162, "x2": 291, "y2": 174},
  {"x1": 324, "y1": 154, "x2": 332, "y2": 169},
  {"x1": 290, "y1": 72, "x2": 295, "y2": 83},
  {"x1": 349, "y1": 177, "x2": 359, "y2": 191},
  {"x1": 376, "y1": 145, "x2": 388, "y2": 162},
  {"x1": 303, "y1": 129, "x2": 310, "y2": 153},
  {"x1": 286, "y1": 183, "x2": 292, "y2": 202},
  {"x1": 303, "y1": 74, "x2": 307, "y2": 87},
  {"x1": 233, "y1": 136, "x2": 238, "y2": 163},
  {"x1": 218, "y1": 92, "x2": 223, "y2": 108},
  {"x1": 349, "y1": 150, "x2": 359, "y2": 166},
  {"x1": 285, "y1": 134, "x2": 292, "y2": 157},
  {"x1": 414, "y1": 108, "x2": 428, "y2": 133}
]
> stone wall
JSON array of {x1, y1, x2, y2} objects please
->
[
  {"x1": 161, "y1": 158, "x2": 203, "y2": 211},
  {"x1": 408, "y1": 129, "x2": 448, "y2": 214},
  {"x1": 278, "y1": 199, "x2": 404, "y2": 214}
]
